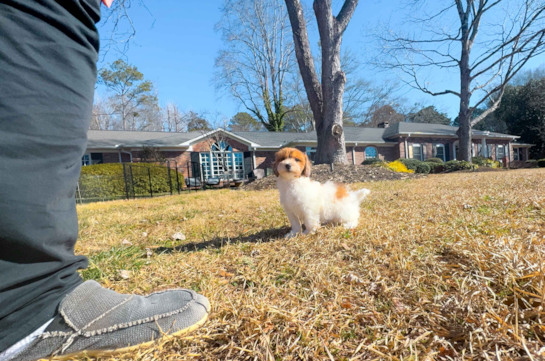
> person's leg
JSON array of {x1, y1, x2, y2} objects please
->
[
  {"x1": 0, "y1": 0, "x2": 100, "y2": 351},
  {"x1": 0, "y1": 1, "x2": 209, "y2": 359}
]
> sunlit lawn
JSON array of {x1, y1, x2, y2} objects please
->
[{"x1": 76, "y1": 169, "x2": 545, "y2": 360}]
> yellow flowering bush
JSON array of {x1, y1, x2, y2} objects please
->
[{"x1": 386, "y1": 160, "x2": 414, "y2": 173}]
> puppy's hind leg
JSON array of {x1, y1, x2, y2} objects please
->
[
  {"x1": 285, "y1": 210, "x2": 302, "y2": 239},
  {"x1": 302, "y1": 213, "x2": 320, "y2": 236}
]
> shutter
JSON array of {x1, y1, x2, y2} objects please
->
[
  {"x1": 408, "y1": 144, "x2": 414, "y2": 158},
  {"x1": 445, "y1": 143, "x2": 450, "y2": 161},
  {"x1": 243, "y1": 151, "x2": 252, "y2": 175},
  {"x1": 190, "y1": 152, "x2": 201, "y2": 179}
]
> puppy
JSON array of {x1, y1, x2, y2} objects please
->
[{"x1": 273, "y1": 147, "x2": 370, "y2": 238}]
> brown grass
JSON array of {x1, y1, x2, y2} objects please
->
[{"x1": 76, "y1": 169, "x2": 545, "y2": 360}]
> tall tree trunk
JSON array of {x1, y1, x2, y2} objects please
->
[
  {"x1": 285, "y1": 0, "x2": 357, "y2": 164},
  {"x1": 456, "y1": 6, "x2": 472, "y2": 162},
  {"x1": 314, "y1": 0, "x2": 348, "y2": 164}
]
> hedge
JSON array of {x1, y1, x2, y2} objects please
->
[
  {"x1": 397, "y1": 158, "x2": 431, "y2": 174},
  {"x1": 472, "y1": 156, "x2": 501, "y2": 168},
  {"x1": 538, "y1": 159, "x2": 545, "y2": 168},
  {"x1": 78, "y1": 163, "x2": 184, "y2": 200},
  {"x1": 362, "y1": 158, "x2": 383, "y2": 165},
  {"x1": 444, "y1": 160, "x2": 477, "y2": 172},
  {"x1": 426, "y1": 157, "x2": 444, "y2": 164}
]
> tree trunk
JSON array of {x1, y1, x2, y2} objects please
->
[
  {"x1": 456, "y1": 7, "x2": 472, "y2": 162},
  {"x1": 285, "y1": 0, "x2": 357, "y2": 165},
  {"x1": 314, "y1": 1, "x2": 347, "y2": 164},
  {"x1": 457, "y1": 55, "x2": 472, "y2": 161}
]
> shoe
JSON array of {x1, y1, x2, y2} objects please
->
[{"x1": 12, "y1": 280, "x2": 210, "y2": 361}]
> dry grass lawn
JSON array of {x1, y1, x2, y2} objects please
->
[{"x1": 76, "y1": 169, "x2": 545, "y2": 360}]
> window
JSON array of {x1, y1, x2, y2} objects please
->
[
  {"x1": 477, "y1": 144, "x2": 492, "y2": 157},
  {"x1": 212, "y1": 141, "x2": 232, "y2": 152},
  {"x1": 82, "y1": 154, "x2": 90, "y2": 166},
  {"x1": 200, "y1": 142, "x2": 244, "y2": 180},
  {"x1": 513, "y1": 148, "x2": 520, "y2": 161},
  {"x1": 434, "y1": 144, "x2": 445, "y2": 161},
  {"x1": 496, "y1": 145, "x2": 506, "y2": 160},
  {"x1": 365, "y1": 146, "x2": 377, "y2": 159},
  {"x1": 90, "y1": 153, "x2": 103, "y2": 165},
  {"x1": 306, "y1": 147, "x2": 316, "y2": 162},
  {"x1": 411, "y1": 144, "x2": 423, "y2": 160}
]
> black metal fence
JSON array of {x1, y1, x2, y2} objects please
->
[{"x1": 76, "y1": 161, "x2": 245, "y2": 204}]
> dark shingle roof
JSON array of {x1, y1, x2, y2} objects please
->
[
  {"x1": 383, "y1": 122, "x2": 518, "y2": 139},
  {"x1": 87, "y1": 123, "x2": 518, "y2": 150},
  {"x1": 87, "y1": 130, "x2": 202, "y2": 148},
  {"x1": 233, "y1": 127, "x2": 391, "y2": 146}
]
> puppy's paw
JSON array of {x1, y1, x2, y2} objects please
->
[
  {"x1": 342, "y1": 221, "x2": 358, "y2": 229},
  {"x1": 302, "y1": 228, "x2": 317, "y2": 236},
  {"x1": 285, "y1": 230, "x2": 299, "y2": 239}
]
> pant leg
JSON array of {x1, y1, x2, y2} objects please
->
[{"x1": 0, "y1": 0, "x2": 101, "y2": 351}]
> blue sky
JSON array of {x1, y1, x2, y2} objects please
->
[{"x1": 95, "y1": 0, "x2": 545, "y2": 121}]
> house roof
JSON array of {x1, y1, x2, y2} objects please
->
[
  {"x1": 232, "y1": 127, "x2": 391, "y2": 146},
  {"x1": 87, "y1": 123, "x2": 520, "y2": 150},
  {"x1": 383, "y1": 122, "x2": 518, "y2": 139},
  {"x1": 87, "y1": 130, "x2": 203, "y2": 148}
]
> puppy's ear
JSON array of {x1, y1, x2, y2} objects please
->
[{"x1": 302, "y1": 154, "x2": 311, "y2": 177}]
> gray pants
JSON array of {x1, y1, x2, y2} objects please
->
[{"x1": 0, "y1": 0, "x2": 101, "y2": 351}]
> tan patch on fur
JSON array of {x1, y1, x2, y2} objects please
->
[{"x1": 335, "y1": 184, "x2": 349, "y2": 200}]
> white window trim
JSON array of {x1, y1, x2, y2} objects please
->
[
  {"x1": 411, "y1": 143, "x2": 423, "y2": 161},
  {"x1": 435, "y1": 144, "x2": 445, "y2": 162}
]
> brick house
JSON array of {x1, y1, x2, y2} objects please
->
[{"x1": 83, "y1": 122, "x2": 533, "y2": 179}]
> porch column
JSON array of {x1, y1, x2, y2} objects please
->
[
  {"x1": 352, "y1": 146, "x2": 356, "y2": 165},
  {"x1": 481, "y1": 138, "x2": 487, "y2": 157},
  {"x1": 252, "y1": 149, "x2": 256, "y2": 169},
  {"x1": 404, "y1": 138, "x2": 409, "y2": 159},
  {"x1": 525, "y1": 148, "x2": 529, "y2": 161},
  {"x1": 452, "y1": 143, "x2": 456, "y2": 160}
]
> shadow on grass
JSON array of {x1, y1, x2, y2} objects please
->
[{"x1": 153, "y1": 227, "x2": 290, "y2": 254}]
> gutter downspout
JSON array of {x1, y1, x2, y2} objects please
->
[
  {"x1": 116, "y1": 145, "x2": 133, "y2": 163},
  {"x1": 404, "y1": 135, "x2": 410, "y2": 159}
]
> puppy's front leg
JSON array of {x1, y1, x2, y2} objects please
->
[
  {"x1": 302, "y1": 213, "x2": 320, "y2": 235},
  {"x1": 285, "y1": 211, "x2": 301, "y2": 239}
]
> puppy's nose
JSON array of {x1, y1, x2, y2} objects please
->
[{"x1": 285, "y1": 163, "x2": 292, "y2": 171}]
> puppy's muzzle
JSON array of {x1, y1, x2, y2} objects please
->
[{"x1": 285, "y1": 163, "x2": 292, "y2": 171}]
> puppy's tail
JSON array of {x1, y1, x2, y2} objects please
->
[{"x1": 353, "y1": 188, "x2": 370, "y2": 203}]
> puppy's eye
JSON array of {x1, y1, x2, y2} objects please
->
[{"x1": 294, "y1": 158, "x2": 301, "y2": 162}]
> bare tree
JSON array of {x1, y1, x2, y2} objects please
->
[
  {"x1": 374, "y1": 0, "x2": 545, "y2": 161},
  {"x1": 90, "y1": 96, "x2": 116, "y2": 130},
  {"x1": 285, "y1": 0, "x2": 359, "y2": 164},
  {"x1": 286, "y1": 48, "x2": 402, "y2": 130},
  {"x1": 99, "y1": 0, "x2": 154, "y2": 57},
  {"x1": 214, "y1": 0, "x2": 294, "y2": 131},
  {"x1": 163, "y1": 103, "x2": 187, "y2": 132}
]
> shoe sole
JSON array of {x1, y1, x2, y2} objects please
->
[{"x1": 40, "y1": 313, "x2": 209, "y2": 361}]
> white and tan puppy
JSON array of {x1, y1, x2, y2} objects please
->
[{"x1": 273, "y1": 147, "x2": 370, "y2": 238}]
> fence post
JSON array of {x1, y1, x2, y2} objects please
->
[
  {"x1": 129, "y1": 164, "x2": 135, "y2": 199},
  {"x1": 76, "y1": 182, "x2": 82, "y2": 204},
  {"x1": 148, "y1": 167, "x2": 153, "y2": 197},
  {"x1": 174, "y1": 161, "x2": 180, "y2": 194},
  {"x1": 123, "y1": 163, "x2": 130, "y2": 200},
  {"x1": 167, "y1": 161, "x2": 173, "y2": 195}
]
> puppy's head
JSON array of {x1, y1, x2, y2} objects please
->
[{"x1": 273, "y1": 147, "x2": 311, "y2": 178}]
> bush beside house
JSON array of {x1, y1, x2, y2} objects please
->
[{"x1": 78, "y1": 163, "x2": 183, "y2": 201}]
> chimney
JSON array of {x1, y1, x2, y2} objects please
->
[{"x1": 377, "y1": 121, "x2": 390, "y2": 128}]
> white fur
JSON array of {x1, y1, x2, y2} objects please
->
[{"x1": 277, "y1": 177, "x2": 370, "y2": 238}]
